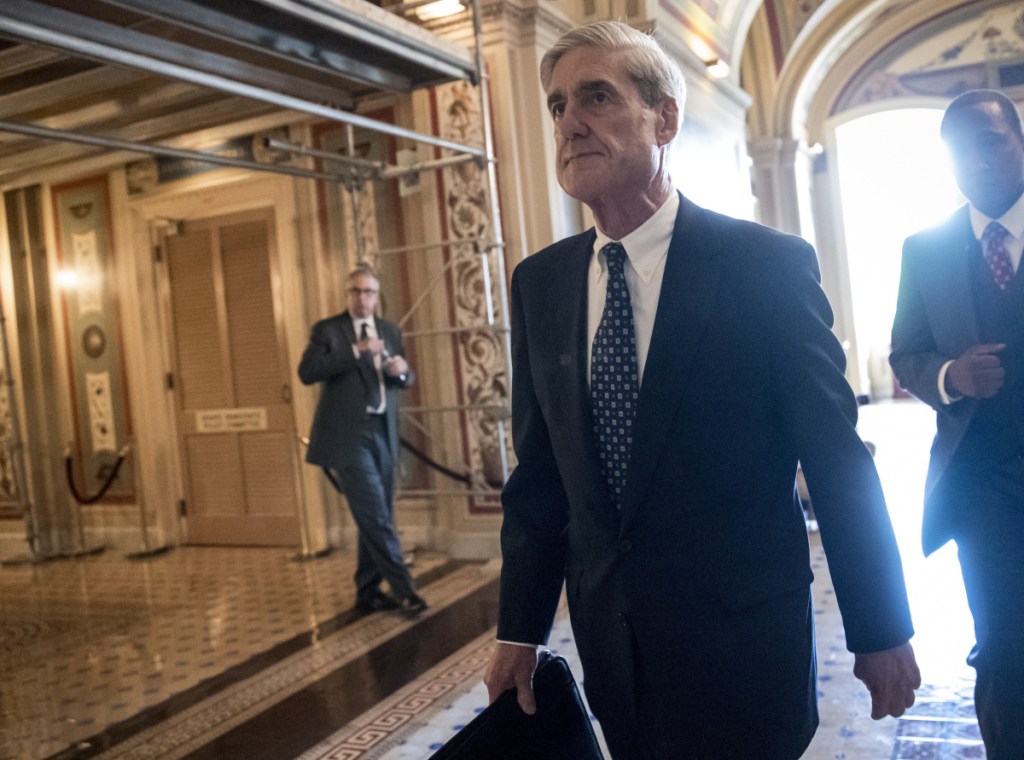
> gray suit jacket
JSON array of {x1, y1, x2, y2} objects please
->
[
  {"x1": 890, "y1": 205, "x2": 986, "y2": 553},
  {"x1": 298, "y1": 311, "x2": 413, "y2": 470}
]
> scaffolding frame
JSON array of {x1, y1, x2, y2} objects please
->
[
  {"x1": 275, "y1": 0, "x2": 513, "y2": 498},
  {"x1": 0, "y1": 0, "x2": 513, "y2": 549}
]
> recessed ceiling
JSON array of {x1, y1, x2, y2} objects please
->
[{"x1": 0, "y1": 0, "x2": 478, "y2": 186}]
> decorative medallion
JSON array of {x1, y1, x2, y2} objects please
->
[{"x1": 82, "y1": 324, "x2": 107, "y2": 360}]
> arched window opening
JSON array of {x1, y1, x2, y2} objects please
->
[{"x1": 834, "y1": 107, "x2": 963, "y2": 397}]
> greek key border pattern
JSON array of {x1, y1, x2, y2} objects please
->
[{"x1": 94, "y1": 563, "x2": 500, "y2": 760}]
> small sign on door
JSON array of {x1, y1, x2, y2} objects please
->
[{"x1": 195, "y1": 407, "x2": 268, "y2": 433}]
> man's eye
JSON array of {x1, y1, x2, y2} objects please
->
[{"x1": 550, "y1": 103, "x2": 565, "y2": 118}]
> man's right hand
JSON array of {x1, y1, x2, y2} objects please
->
[
  {"x1": 484, "y1": 643, "x2": 539, "y2": 715},
  {"x1": 357, "y1": 337, "x2": 386, "y2": 357},
  {"x1": 947, "y1": 343, "x2": 1006, "y2": 399}
]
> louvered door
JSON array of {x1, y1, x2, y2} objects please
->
[{"x1": 164, "y1": 209, "x2": 300, "y2": 545}]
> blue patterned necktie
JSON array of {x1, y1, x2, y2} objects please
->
[
  {"x1": 982, "y1": 221, "x2": 1014, "y2": 291},
  {"x1": 591, "y1": 243, "x2": 639, "y2": 508}
]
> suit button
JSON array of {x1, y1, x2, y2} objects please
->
[{"x1": 619, "y1": 539, "x2": 632, "y2": 553}]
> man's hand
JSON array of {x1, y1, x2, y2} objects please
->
[
  {"x1": 484, "y1": 643, "x2": 539, "y2": 715},
  {"x1": 852, "y1": 642, "x2": 921, "y2": 719},
  {"x1": 384, "y1": 355, "x2": 409, "y2": 377},
  {"x1": 947, "y1": 343, "x2": 1006, "y2": 399},
  {"x1": 357, "y1": 336, "x2": 386, "y2": 357}
]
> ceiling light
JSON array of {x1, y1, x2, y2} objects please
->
[
  {"x1": 705, "y1": 58, "x2": 731, "y2": 79},
  {"x1": 415, "y1": 0, "x2": 464, "y2": 20}
]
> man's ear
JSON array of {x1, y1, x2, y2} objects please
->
[{"x1": 656, "y1": 97, "x2": 680, "y2": 147}]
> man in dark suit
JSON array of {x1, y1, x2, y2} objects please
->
[
  {"x1": 890, "y1": 89, "x2": 1024, "y2": 759},
  {"x1": 484, "y1": 20, "x2": 920, "y2": 759},
  {"x1": 298, "y1": 265, "x2": 427, "y2": 617}
]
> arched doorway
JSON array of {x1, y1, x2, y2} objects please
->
[{"x1": 830, "y1": 106, "x2": 962, "y2": 396}]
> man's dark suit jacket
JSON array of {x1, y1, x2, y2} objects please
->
[
  {"x1": 498, "y1": 193, "x2": 913, "y2": 753},
  {"x1": 890, "y1": 205, "x2": 1015, "y2": 554},
  {"x1": 298, "y1": 311, "x2": 413, "y2": 471}
]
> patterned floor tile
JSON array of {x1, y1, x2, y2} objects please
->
[
  {"x1": 294, "y1": 595, "x2": 608, "y2": 760},
  {"x1": 0, "y1": 547, "x2": 449, "y2": 760}
]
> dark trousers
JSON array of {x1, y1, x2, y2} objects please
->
[
  {"x1": 329, "y1": 414, "x2": 415, "y2": 602},
  {"x1": 951, "y1": 477, "x2": 1024, "y2": 760}
]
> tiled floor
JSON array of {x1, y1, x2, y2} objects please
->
[
  {"x1": 0, "y1": 544, "x2": 486, "y2": 759},
  {"x1": 292, "y1": 598, "x2": 602, "y2": 760},
  {"x1": 0, "y1": 399, "x2": 987, "y2": 759}
]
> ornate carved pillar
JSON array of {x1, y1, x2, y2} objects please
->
[{"x1": 433, "y1": 78, "x2": 511, "y2": 497}]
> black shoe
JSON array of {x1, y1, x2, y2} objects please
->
[
  {"x1": 400, "y1": 593, "x2": 428, "y2": 618},
  {"x1": 355, "y1": 591, "x2": 400, "y2": 614}
]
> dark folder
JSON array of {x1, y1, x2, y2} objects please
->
[{"x1": 428, "y1": 650, "x2": 604, "y2": 759}]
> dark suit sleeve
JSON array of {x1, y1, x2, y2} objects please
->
[
  {"x1": 890, "y1": 239, "x2": 949, "y2": 410},
  {"x1": 773, "y1": 242, "x2": 914, "y2": 653},
  {"x1": 297, "y1": 318, "x2": 359, "y2": 386},
  {"x1": 382, "y1": 321, "x2": 415, "y2": 389},
  {"x1": 496, "y1": 267, "x2": 570, "y2": 645}
]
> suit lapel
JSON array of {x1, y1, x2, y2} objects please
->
[
  {"x1": 378, "y1": 320, "x2": 396, "y2": 357},
  {"x1": 619, "y1": 196, "x2": 724, "y2": 532},
  {"x1": 343, "y1": 312, "x2": 377, "y2": 395},
  {"x1": 929, "y1": 208, "x2": 981, "y2": 348},
  {"x1": 563, "y1": 232, "x2": 609, "y2": 499}
]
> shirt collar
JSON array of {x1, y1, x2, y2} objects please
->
[
  {"x1": 969, "y1": 191, "x2": 1024, "y2": 242},
  {"x1": 594, "y1": 192, "x2": 679, "y2": 284}
]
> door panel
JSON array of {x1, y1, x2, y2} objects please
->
[
  {"x1": 164, "y1": 210, "x2": 299, "y2": 546},
  {"x1": 221, "y1": 221, "x2": 282, "y2": 406},
  {"x1": 241, "y1": 432, "x2": 298, "y2": 515},
  {"x1": 185, "y1": 434, "x2": 244, "y2": 516},
  {"x1": 167, "y1": 228, "x2": 229, "y2": 410}
]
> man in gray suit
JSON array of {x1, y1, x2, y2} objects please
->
[
  {"x1": 890, "y1": 89, "x2": 1024, "y2": 758},
  {"x1": 299, "y1": 265, "x2": 426, "y2": 617},
  {"x1": 485, "y1": 20, "x2": 919, "y2": 759}
]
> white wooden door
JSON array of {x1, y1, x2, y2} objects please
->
[{"x1": 163, "y1": 209, "x2": 300, "y2": 545}]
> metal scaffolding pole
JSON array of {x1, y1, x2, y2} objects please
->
[
  {"x1": 468, "y1": 0, "x2": 513, "y2": 484},
  {"x1": 0, "y1": 0, "x2": 486, "y2": 157},
  {"x1": 0, "y1": 288, "x2": 42, "y2": 565},
  {"x1": 264, "y1": 136, "x2": 481, "y2": 181},
  {"x1": 0, "y1": 119, "x2": 347, "y2": 183},
  {"x1": 0, "y1": 0, "x2": 515, "y2": 510}
]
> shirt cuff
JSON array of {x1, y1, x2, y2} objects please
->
[
  {"x1": 937, "y1": 359, "x2": 962, "y2": 405},
  {"x1": 496, "y1": 639, "x2": 540, "y2": 649}
]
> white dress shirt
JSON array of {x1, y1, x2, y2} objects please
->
[
  {"x1": 937, "y1": 193, "x2": 1024, "y2": 405},
  {"x1": 353, "y1": 317, "x2": 386, "y2": 414},
  {"x1": 588, "y1": 192, "x2": 678, "y2": 385}
]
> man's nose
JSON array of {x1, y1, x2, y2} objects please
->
[
  {"x1": 959, "y1": 145, "x2": 993, "y2": 172},
  {"x1": 557, "y1": 102, "x2": 588, "y2": 139}
]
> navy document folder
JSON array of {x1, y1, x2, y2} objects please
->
[{"x1": 428, "y1": 650, "x2": 604, "y2": 759}]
